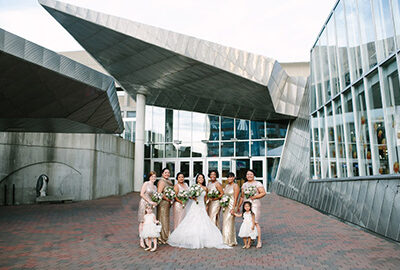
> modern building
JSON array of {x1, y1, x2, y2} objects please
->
[{"x1": 274, "y1": 0, "x2": 400, "y2": 242}]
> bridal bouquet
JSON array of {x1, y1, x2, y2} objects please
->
[
  {"x1": 243, "y1": 185, "x2": 257, "y2": 199},
  {"x1": 164, "y1": 186, "x2": 176, "y2": 204},
  {"x1": 177, "y1": 190, "x2": 189, "y2": 208},
  {"x1": 188, "y1": 184, "x2": 202, "y2": 204},
  {"x1": 207, "y1": 189, "x2": 220, "y2": 199},
  {"x1": 219, "y1": 195, "x2": 230, "y2": 212},
  {"x1": 151, "y1": 192, "x2": 163, "y2": 206}
]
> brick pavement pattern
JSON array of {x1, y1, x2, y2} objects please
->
[{"x1": 0, "y1": 193, "x2": 399, "y2": 270}]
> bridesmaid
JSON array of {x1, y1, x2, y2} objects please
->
[
  {"x1": 138, "y1": 171, "x2": 157, "y2": 248},
  {"x1": 206, "y1": 170, "x2": 224, "y2": 229},
  {"x1": 173, "y1": 172, "x2": 189, "y2": 229},
  {"x1": 156, "y1": 168, "x2": 173, "y2": 244},
  {"x1": 237, "y1": 169, "x2": 266, "y2": 248},
  {"x1": 222, "y1": 172, "x2": 239, "y2": 246}
]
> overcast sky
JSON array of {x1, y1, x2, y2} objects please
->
[{"x1": 0, "y1": 0, "x2": 337, "y2": 62}]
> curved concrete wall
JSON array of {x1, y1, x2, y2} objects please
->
[{"x1": 0, "y1": 132, "x2": 134, "y2": 205}]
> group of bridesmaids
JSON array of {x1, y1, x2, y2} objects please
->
[{"x1": 137, "y1": 168, "x2": 266, "y2": 248}]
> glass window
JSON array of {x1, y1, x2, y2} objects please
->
[
  {"x1": 344, "y1": 0, "x2": 363, "y2": 81},
  {"x1": 154, "y1": 162, "x2": 162, "y2": 176},
  {"x1": 367, "y1": 71, "x2": 389, "y2": 174},
  {"x1": 267, "y1": 140, "x2": 284, "y2": 156},
  {"x1": 124, "y1": 121, "x2": 132, "y2": 141},
  {"x1": 165, "y1": 143, "x2": 177, "y2": 158},
  {"x1": 327, "y1": 104, "x2": 336, "y2": 173},
  {"x1": 319, "y1": 29, "x2": 331, "y2": 101},
  {"x1": 343, "y1": 90, "x2": 359, "y2": 176},
  {"x1": 372, "y1": 0, "x2": 395, "y2": 61},
  {"x1": 312, "y1": 47, "x2": 324, "y2": 107},
  {"x1": 145, "y1": 144, "x2": 150, "y2": 158},
  {"x1": 221, "y1": 117, "x2": 234, "y2": 140},
  {"x1": 251, "y1": 141, "x2": 265, "y2": 156},
  {"x1": 222, "y1": 161, "x2": 231, "y2": 178},
  {"x1": 145, "y1": 106, "x2": 152, "y2": 142},
  {"x1": 392, "y1": 0, "x2": 400, "y2": 48},
  {"x1": 382, "y1": 60, "x2": 400, "y2": 173},
  {"x1": 327, "y1": 16, "x2": 340, "y2": 96},
  {"x1": 207, "y1": 115, "x2": 220, "y2": 141},
  {"x1": 166, "y1": 162, "x2": 175, "y2": 178},
  {"x1": 192, "y1": 142, "x2": 207, "y2": 157},
  {"x1": 335, "y1": 1, "x2": 351, "y2": 88},
  {"x1": 334, "y1": 97, "x2": 347, "y2": 177},
  {"x1": 180, "y1": 161, "x2": 189, "y2": 178},
  {"x1": 267, "y1": 122, "x2": 287, "y2": 138},
  {"x1": 178, "y1": 145, "x2": 191, "y2": 157},
  {"x1": 252, "y1": 160, "x2": 263, "y2": 177},
  {"x1": 179, "y1": 111, "x2": 192, "y2": 142},
  {"x1": 354, "y1": 82, "x2": 373, "y2": 175},
  {"x1": 152, "y1": 144, "x2": 164, "y2": 158},
  {"x1": 208, "y1": 161, "x2": 218, "y2": 175},
  {"x1": 152, "y1": 107, "x2": 165, "y2": 142},
  {"x1": 236, "y1": 159, "x2": 250, "y2": 183},
  {"x1": 251, "y1": 121, "x2": 265, "y2": 139},
  {"x1": 221, "y1": 142, "x2": 234, "y2": 157},
  {"x1": 318, "y1": 109, "x2": 329, "y2": 178},
  {"x1": 192, "y1": 112, "x2": 207, "y2": 142},
  {"x1": 207, "y1": 142, "x2": 219, "y2": 157},
  {"x1": 236, "y1": 119, "x2": 249, "y2": 139},
  {"x1": 144, "y1": 160, "x2": 150, "y2": 180},
  {"x1": 126, "y1": 111, "x2": 136, "y2": 118},
  {"x1": 267, "y1": 157, "x2": 280, "y2": 191},
  {"x1": 165, "y1": 109, "x2": 177, "y2": 143},
  {"x1": 193, "y1": 161, "x2": 203, "y2": 177},
  {"x1": 236, "y1": 141, "x2": 249, "y2": 156},
  {"x1": 358, "y1": 0, "x2": 378, "y2": 69}
]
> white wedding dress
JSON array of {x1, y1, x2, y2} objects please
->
[{"x1": 167, "y1": 191, "x2": 231, "y2": 249}]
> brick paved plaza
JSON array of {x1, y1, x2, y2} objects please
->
[{"x1": 0, "y1": 193, "x2": 399, "y2": 269}]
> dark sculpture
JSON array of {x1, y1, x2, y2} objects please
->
[{"x1": 36, "y1": 174, "x2": 49, "y2": 197}]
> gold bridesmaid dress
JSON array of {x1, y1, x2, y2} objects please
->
[
  {"x1": 207, "y1": 181, "x2": 221, "y2": 229},
  {"x1": 157, "y1": 178, "x2": 173, "y2": 243},
  {"x1": 173, "y1": 183, "x2": 189, "y2": 229},
  {"x1": 242, "y1": 181, "x2": 263, "y2": 223},
  {"x1": 138, "y1": 182, "x2": 156, "y2": 222},
  {"x1": 222, "y1": 184, "x2": 237, "y2": 246}
]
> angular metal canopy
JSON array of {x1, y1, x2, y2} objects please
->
[
  {"x1": 40, "y1": 0, "x2": 306, "y2": 121},
  {"x1": 0, "y1": 28, "x2": 123, "y2": 133}
]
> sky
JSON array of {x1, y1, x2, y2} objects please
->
[{"x1": 0, "y1": 0, "x2": 337, "y2": 62}]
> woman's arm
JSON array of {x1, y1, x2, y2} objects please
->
[
  {"x1": 250, "y1": 186, "x2": 266, "y2": 200},
  {"x1": 215, "y1": 182, "x2": 224, "y2": 200},
  {"x1": 230, "y1": 183, "x2": 240, "y2": 214},
  {"x1": 237, "y1": 189, "x2": 244, "y2": 213},
  {"x1": 174, "y1": 185, "x2": 183, "y2": 204},
  {"x1": 233, "y1": 212, "x2": 242, "y2": 218},
  {"x1": 157, "y1": 181, "x2": 171, "y2": 201}
]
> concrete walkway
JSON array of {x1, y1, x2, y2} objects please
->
[{"x1": 0, "y1": 193, "x2": 399, "y2": 269}]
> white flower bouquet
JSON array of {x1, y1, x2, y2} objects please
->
[
  {"x1": 151, "y1": 192, "x2": 163, "y2": 205},
  {"x1": 243, "y1": 185, "x2": 257, "y2": 199},
  {"x1": 164, "y1": 186, "x2": 176, "y2": 204},
  {"x1": 177, "y1": 190, "x2": 189, "y2": 208},
  {"x1": 188, "y1": 184, "x2": 203, "y2": 204},
  {"x1": 219, "y1": 195, "x2": 230, "y2": 212},
  {"x1": 207, "y1": 189, "x2": 220, "y2": 199}
]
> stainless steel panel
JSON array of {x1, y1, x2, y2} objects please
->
[
  {"x1": 376, "y1": 181, "x2": 395, "y2": 236},
  {"x1": 365, "y1": 181, "x2": 378, "y2": 230}
]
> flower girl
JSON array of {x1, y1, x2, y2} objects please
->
[
  {"x1": 140, "y1": 205, "x2": 162, "y2": 251},
  {"x1": 234, "y1": 201, "x2": 258, "y2": 249}
]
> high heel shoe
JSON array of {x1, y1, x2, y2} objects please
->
[{"x1": 256, "y1": 242, "x2": 262, "y2": 249}]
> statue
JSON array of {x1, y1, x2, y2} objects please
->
[{"x1": 36, "y1": 174, "x2": 49, "y2": 197}]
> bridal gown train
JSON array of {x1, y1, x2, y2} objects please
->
[{"x1": 167, "y1": 191, "x2": 231, "y2": 249}]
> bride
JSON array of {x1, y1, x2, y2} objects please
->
[{"x1": 167, "y1": 173, "x2": 231, "y2": 249}]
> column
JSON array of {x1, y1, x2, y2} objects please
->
[{"x1": 134, "y1": 93, "x2": 146, "y2": 192}]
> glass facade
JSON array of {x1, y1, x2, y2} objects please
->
[
  {"x1": 141, "y1": 105, "x2": 288, "y2": 190},
  {"x1": 310, "y1": 0, "x2": 400, "y2": 179}
]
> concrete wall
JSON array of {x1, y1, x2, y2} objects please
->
[{"x1": 0, "y1": 132, "x2": 134, "y2": 205}]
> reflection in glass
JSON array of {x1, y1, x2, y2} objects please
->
[
  {"x1": 236, "y1": 159, "x2": 250, "y2": 183},
  {"x1": 345, "y1": 0, "x2": 363, "y2": 81},
  {"x1": 252, "y1": 160, "x2": 263, "y2": 177},
  {"x1": 221, "y1": 117, "x2": 234, "y2": 140},
  {"x1": 358, "y1": 0, "x2": 377, "y2": 69},
  {"x1": 144, "y1": 160, "x2": 150, "y2": 180},
  {"x1": 251, "y1": 141, "x2": 265, "y2": 156},
  {"x1": 165, "y1": 109, "x2": 175, "y2": 142},
  {"x1": 382, "y1": 60, "x2": 400, "y2": 173},
  {"x1": 392, "y1": 0, "x2": 400, "y2": 47},
  {"x1": 207, "y1": 115, "x2": 220, "y2": 141},
  {"x1": 343, "y1": 90, "x2": 359, "y2": 176},
  {"x1": 312, "y1": 45, "x2": 323, "y2": 107},
  {"x1": 251, "y1": 121, "x2": 265, "y2": 139},
  {"x1": 192, "y1": 142, "x2": 207, "y2": 157},
  {"x1": 367, "y1": 71, "x2": 389, "y2": 174},
  {"x1": 165, "y1": 143, "x2": 177, "y2": 158},
  {"x1": 180, "y1": 161, "x2": 189, "y2": 177},
  {"x1": 152, "y1": 144, "x2": 164, "y2": 158},
  {"x1": 372, "y1": 0, "x2": 395, "y2": 61},
  {"x1": 179, "y1": 111, "x2": 191, "y2": 142},
  {"x1": 145, "y1": 106, "x2": 152, "y2": 142},
  {"x1": 318, "y1": 30, "x2": 331, "y2": 101},
  {"x1": 267, "y1": 140, "x2": 285, "y2": 156},
  {"x1": 236, "y1": 141, "x2": 249, "y2": 157},
  {"x1": 152, "y1": 107, "x2": 165, "y2": 142},
  {"x1": 208, "y1": 161, "x2": 218, "y2": 175},
  {"x1": 355, "y1": 82, "x2": 373, "y2": 175},
  {"x1": 178, "y1": 145, "x2": 191, "y2": 157},
  {"x1": 193, "y1": 161, "x2": 203, "y2": 178},
  {"x1": 267, "y1": 122, "x2": 287, "y2": 138},
  {"x1": 145, "y1": 144, "x2": 150, "y2": 158},
  {"x1": 236, "y1": 119, "x2": 249, "y2": 139},
  {"x1": 154, "y1": 162, "x2": 162, "y2": 176},
  {"x1": 166, "y1": 162, "x2": 175, "y2": 178},
  {"x1": 334, "y1": 98, "x2": 347, "y2": 177},
  {"x1": 326, "y1": 16, "x2": 340, "y2": 96},
  {"x1": 222, "y1": 161, "x2": 230, "y2": 178},
  {"x1": 335, "y1": 1, "x2": 351, "y2": 88},
  {"x1": 124, "y1": 121, "x2": 132, "y2": 141},
  {"x1": 221, "y1": 142, "x2": 234, "y2": 157},
  {"x1": 192, "y1": 112, "x2": 207, "y2": 142},
  {"x1": 207, "y1": 142, "x2": 219, "y2": 157},
  {"x1": 267, "y1": 158, "x2": 280, "y2": 191}
]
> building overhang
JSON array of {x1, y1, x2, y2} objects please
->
[
  {"x1": 0, "y1": 28, "x2": 123, "y2": 133},
  {"x1": 40, "y1": 0, "x2": 307, "y2": 121}
]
